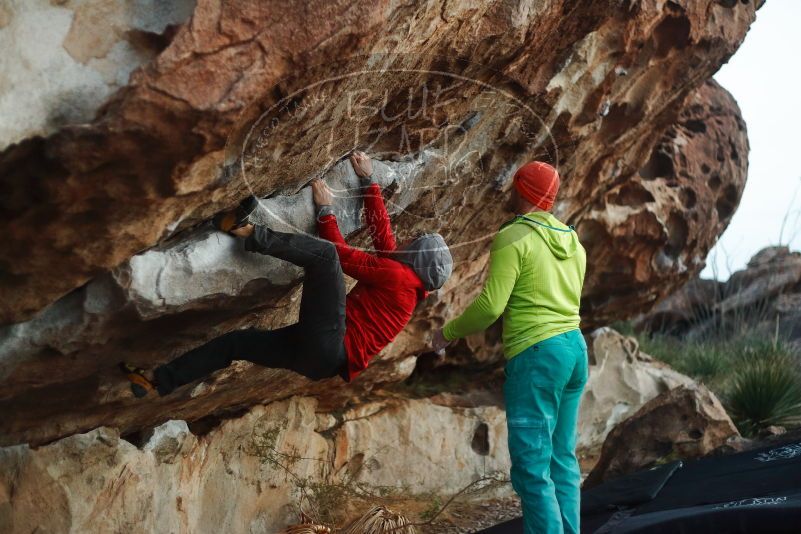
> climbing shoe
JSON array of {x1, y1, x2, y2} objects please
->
[
  {"x1": 212, "y1": 196, "x2": 259, "y2": 234},
  {"x1": 119, "y1": 362, "x2": 156, "y2": 398}
]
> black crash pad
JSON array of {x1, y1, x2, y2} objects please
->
[{"x1": 477, "y1": 440, "x2": 801, "y2": 533}]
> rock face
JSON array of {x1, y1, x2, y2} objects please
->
[
  {"x1": 0, "y1": 0, "x2": 195, "y2": 150},
  {"x1": 577, "y1": 328, "x2": 694, "y2": 455},
  {"x1": 723, "y1": 247, "x2": 801, "y2": 313},
  {"x1": 637, "y1": 246, "x2": 801, "y2": 347},
  {"x1": 0, "y1": 0, "x2": 753, "y2": 324},
  {"x1": 0, "y1": 328, "x2": 707, "y2": 532},
  {"x1": 0, "y1": 397, "x2": 511, "y2": 533},
  {"x1": 0, "y1": 1, "x2": 764, "y2": 531},
  {"x1": 0, "y1": 0, "x2": 754, "y2": 447},
  {"x1": 579, "y1": 79, "x2": 749, "y2": 326},
  {"x1": 584, "y1": 384, "x2": 741, "y2": 488}
]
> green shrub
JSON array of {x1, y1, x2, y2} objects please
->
[
  {"x1": 732, "y1": 337, "x2": 795, "y2": 365},
  {"x1": 609, "y1": 320, "x2": 636, "y2": 337},
  {"x1": 680, "y1": 345, "x2": 727, "y2": 380},
  {"x1": 726, "y1": 356, "x2": 801, "y2": 437},
  {"x1": 632, "y1": 322, "x2": 801, "y2": 437},
  {"x1": 639, "y1": 334, "x2": 682, "y2": 367}
]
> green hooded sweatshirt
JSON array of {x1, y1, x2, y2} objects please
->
[{"x1": 443, "y1": 211, "x2": 586, "y2": 359}]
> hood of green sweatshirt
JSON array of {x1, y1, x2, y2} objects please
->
[{"x1": 514, "y1": 211, "x2": 579, "y2": 260}]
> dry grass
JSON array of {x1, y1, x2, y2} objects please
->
[{"x1": 340, "y1": 506, "x2": 416, "y2": 534}]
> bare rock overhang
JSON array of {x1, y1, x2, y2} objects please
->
[{"x1": 0, "y1": 0, "x2": 757, "y2": 446}]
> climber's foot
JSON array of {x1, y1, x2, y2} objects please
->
[
  {"x1": 212, "y1": 196, "x2": 259, "y2": 234},
  {"x1": 119, "y1": 362, "x2": 156, "y2": 398}
]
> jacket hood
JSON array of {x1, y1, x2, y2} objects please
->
[
  {"x1": 514, "y1": 211, "x2": 579, "y2": 260},
  {"x1": 395, "y1": 233, "x2": 453, "y2": 290}
]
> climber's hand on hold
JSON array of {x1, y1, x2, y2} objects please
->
[
  {"x1": 230, "y1": 223, "x2": 254, "y2": 238},
  {"x1": 431, "y1": 328, "x2": 451, "y2": 354},
  {"x1": 311, "y1": 178, "x2": 334, "y2": 207},
  {"x1": 349, "y1": 151, "x2": 373, "y2": 181}
]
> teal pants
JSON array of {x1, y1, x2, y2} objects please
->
[{"x1": 504, "y1": 329, "x2": 588, "y2": 534}]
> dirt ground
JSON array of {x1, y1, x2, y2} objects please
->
[{"x1": 421, "y1": 497, "x2": 522, "y2": 533}]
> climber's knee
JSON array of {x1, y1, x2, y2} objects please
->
[
  {"x1": 294, "y1": 337, "x2": 346, "y2": 381},
  {"x1": 318, "y1": 240, "x2": 337, "y2": 262},
  {"x1": 306, "y1": 240, "x2": 339, "y2": 273},
  {"x1": 302, "y1": 358, "x2": 346, "y2": 381}
]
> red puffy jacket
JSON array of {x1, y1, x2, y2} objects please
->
[{"x1": 317, "y1": 184, "x2": 427, "y2": 381}]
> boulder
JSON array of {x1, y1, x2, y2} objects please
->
[
  {"x1": 0, "y1": 0, "x2": 754, "y2": 449},
  {"x1": 578, "y1": 328, "x2": 694, "y2": 455},
  {"x1": 636, "y1": 246, "x2": 801, "y2": 344},
  {"x1": 633, "y1": 278, "x2": 724, "y2": 335},
  {"x1": 333, "y1": 400, "x2": 510, "y2": 495},
  {"x1": 0, "y1": 397, "x2": 511, "y2": 533},
  {"x1": 0, "y1": 0, "x2": 765, "y2": 529},
  {"x1": 0, "y1": 0, "x2": 195, "y2": 150},
  {"x1": 579, "y1": 79, "x2": 749, "y2": 327},
  {"x1": 584, "y1": 384, "x2": 740, "y2": 488},
  {"x1": 719, "y1": 246, "x2": 801, "y2": 315}
]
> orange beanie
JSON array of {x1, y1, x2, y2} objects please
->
[{"x1": 513, "y1": 161, "x2": 560, "y2": 211}]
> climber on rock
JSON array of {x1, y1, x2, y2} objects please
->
[
  {"x1": 121, "y1": 151, "x2": 452, "y2": 398},
  {"x1": 430, "y1": 161, "x2": 587, "y2": 534}
]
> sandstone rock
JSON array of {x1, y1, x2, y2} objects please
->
[
  {"x1": 719, "y1": 246, "x2": 801, "y2": 315},
  {"x1": 0, "y1": 396, "x2": 511, "y2": 533},
  {"x1": 636, "y1": 246, "x2": 801, "y2": 343},
  {"x1": 577, "y1": 328, "x2": 694, "y2": 454},
  {"x1": 0, "y1": 80, "x2": 749, "y2": 447},
  {"x1": 333, "y1": 400, "x2": 510, "y2": 495},
  {"x1": 633, "y1": 278, "x2": 724, "y2": 335},
  {"x1": 0, "y1": 397, "x2": 330, "y2": 533},
  {"x1": 579, "y1": 79, "x2": 749, "y2": 327},
  {"x1": 584, "y1": 384, "x2": 740, "y2": 488},
  {"x1": 0, "y1": 0, "x2": 754, "y2": 326},
  {"x1": 0, "y1": 0, "x2": 194, "y2": 150},
  {"x1": 142, "y1": 419, "x2": 194, "y2": 464},
  {"x1": 0, "y1": 0, "x2": 755, "y2": 447}
]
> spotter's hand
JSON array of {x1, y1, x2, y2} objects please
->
[{"x1": 431, "y1": 328, "x2": 451, "y2": 353}]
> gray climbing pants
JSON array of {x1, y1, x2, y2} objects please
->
[{"x1": 154, "y1": 226, "x2": 347, "y2": 395}]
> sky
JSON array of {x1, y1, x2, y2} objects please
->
[{"x1": 702, "y1": 0, "x2": 801, "y2": 280}]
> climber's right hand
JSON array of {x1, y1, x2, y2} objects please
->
[
  {"x1": 311, "y1": 178, "x2": 334, "y2": 207},
  {"x1": 349, "y1": 150, "x2": 373, "y2": 180}
]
